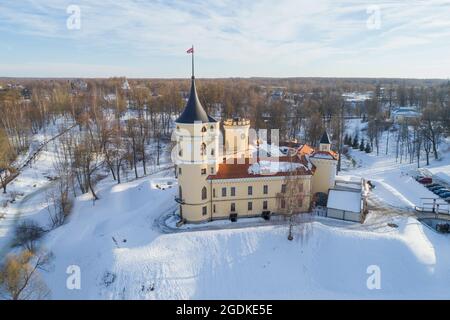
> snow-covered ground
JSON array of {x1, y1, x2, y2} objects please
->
[
  {"x1": 0, "y1": 124, "x2": 64, "y2": 256},
  {"x1": 36, "y1": 171, "x2": 450, "y2": 299},
  {"x1": 342, "y1": 120, "x2": 450, "y2": 210},
  {"x1": 2, "y1": 118, "x2": 450, "y2": 299}
]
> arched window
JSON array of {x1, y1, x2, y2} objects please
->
[
  {"x1": 202, "y1": 187, "x2": 207, "y2": 200},
  {"x1": 201, "y1": 143, "x2": 206, "y2": 156},
  {"x1": 201, "y1": 126, "x2": 207, "y2": 132},
  {"x1": 211, "y1": 148, "x2": 215, "y2": 156}
]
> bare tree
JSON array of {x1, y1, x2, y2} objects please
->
[
  {"x1": 12, "y1": 220, "x2": 46, "y2": 252},
  {"x1": 277, "y1": 157, "x2": 307, "y2": 241},
  {"x1": 0, "y1": 128, "x2": 17, "y2": 193},
  {"x1": 0, "y1": 249, "x2": 53, "y2": 300}
]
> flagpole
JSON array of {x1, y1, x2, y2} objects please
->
[{"x1": 191, "y1": 45, "x2": 194, "y2": 79}]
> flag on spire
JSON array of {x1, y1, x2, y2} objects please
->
[{"x1": 187, "y1": 46, "x2": 195, "y2": 78}]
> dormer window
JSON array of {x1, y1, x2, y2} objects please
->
[{"x1": 201, "y1": 126, "x2": 207, "y2": 133}]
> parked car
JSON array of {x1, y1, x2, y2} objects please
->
[
  {"x1": 418, "y1": 177, "x2": 433, "y2": 184},
  {"x1": 426, "y1": 184, "x2": 441, "y2": 189},
  {"x1": 437, "y1": 191, "x2": 450, "y2": 198},
  {"x1": 435, "y1": 189, "x2": 450, "y2": 195},
  {"x1": 429, "y1": 186, "x2": 445, "y2": 192},
  {"x1": 445, "y1": 197, "x2": 450, "y2": 203}
]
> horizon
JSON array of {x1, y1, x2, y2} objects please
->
[{"x1": 1, "y1": 0, "x2": 450, "y2": 78}]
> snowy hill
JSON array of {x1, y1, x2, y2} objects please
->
[
  {"x1": 36, "y1": 169, "x2": 450, "y2": 299},
  {"x1": 2, "y1": 118, "x2": 450, "y2": 300}
]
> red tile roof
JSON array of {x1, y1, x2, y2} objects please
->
[
  {"x1": 208, "y1": 155, "x2": 315, "y2": 180},
  {"x1": 298, "y1": 144, "x2": 338, "y2": 160}
]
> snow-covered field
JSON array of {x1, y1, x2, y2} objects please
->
[
  {"x1": 1, "y1": 118, "x2": 450, "y2": 299},
  {"x1": 36, "y1": 172, "x2": 450, "y2": 299}
]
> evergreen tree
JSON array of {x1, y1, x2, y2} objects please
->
[
  {"x1": 365, "y1": 142, "x2": 372, "y2": 153},
  {"x1": 352, "y1": 133, "x2": 359, "y2": 149},
  {"x1": 360, "y1": 138, "x2": 365, "y2": 151}
]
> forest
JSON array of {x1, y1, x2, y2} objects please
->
[{"x1": 0, "y1": 76, "x2": 449, "y2": 218}]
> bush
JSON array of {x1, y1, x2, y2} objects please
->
[
  {"x1": 12, "y1": 220, "x2": 46, "y2": 252},
  {"x1": 352, "y1": 138, "x2": 359, "y2": 149},
  {"x1": 365, "y1": 143, "x2": 372, "y2": 153}
]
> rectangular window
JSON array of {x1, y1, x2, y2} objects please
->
[
  {"x1": 281, "y1": 199, "x2": 286, "y2": 209},
  {"x1": 248, "y1": 186, "x2": 253, "y2": 196},
  {"x1": 263, "y1": 201, "x2": 268, "y2": 210},
  {"x1": 299, "y1": 183, "x2": 303, "y2": 192},
  {"x1": 210, "y1": 167, "x2": 214, "y2": 174},
  {"x1": 202, "y1": 206, "x2": 207, "y2": 216},
  {"x1": 298, "y1": 199, "x2": 303, "y2": 208},
  {"x1": 231, "y1": 187, "x2": 236, "y2": 196},
  {"x1": 281, "y1": 184, "x2": 287, "y2": 193},
  {"x1": 201, "y1": 168, "x2": 207, "y2": 175},
  {"x1": 248, "y1": 202, "x2": 252, "y2": 211},
  {"x1": 231, "y1": 203, "x2": 236, "y2": 212},
  {"x1": 222, "y1": 187, "x2": 227, "y2": 197},
  {"x1": 263, "y1": 185, "x2": 268, "y2": 194},
  {"x1": 178, "y1": 167, "x2": 182, "y2": 175},
  {"x1": 213, "y1": 188, "x2": 216, "y2": 198},
  {"x1": 213, "y1": 204, "x2": 216, "y2": 213}
]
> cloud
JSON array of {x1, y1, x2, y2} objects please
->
[{"x1": 0, "y1": 0, "x2": 449, "y2": 77}]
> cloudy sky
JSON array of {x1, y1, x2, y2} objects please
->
[{"x1": 0, "y1": 0, "x2": 449, "y2": 78}]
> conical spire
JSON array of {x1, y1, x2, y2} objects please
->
[
  {"x1": 175, "y1": 49, "x2": 216, "y2": 124},
  {"x1": 320, "y1": 131, "x2": 331, "y2": 144}
]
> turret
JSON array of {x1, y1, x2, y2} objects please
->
[
  {"x1": 310, "y1": 130, "x2": 337, "y2": 197},
  {"x1": 174, "y1": 64, "x2": 220, "y2": 222},
  {"x1": 319, "y1": 131, "x2": 331, "y2": 152},
  {"x1": 223, "y1": 117, "x2": 250, "y2": 159}
]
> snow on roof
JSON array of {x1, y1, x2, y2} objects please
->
[
  {"x1": 248, "y1": 161, "x2": 303, "y2": 175},
  {"x1": 311, "y1": 153, "x2": 335, "y2": 159},
  {"x1": 250, "y1": 142, "x2": 284, "y2": 158},
  {"x1": 327, "y1": 189, "x2": 362, "y2": 213},
  {"x1": 391, "y1": 107, "x2": 421, "y2": 116},
  {"x1": 342, "y1": 92, "x2": 372, "y2": 102}
]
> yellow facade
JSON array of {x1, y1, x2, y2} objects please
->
[
  {"x1": 177, "y1": 175, "x2": 312, "y2": 223},
  {"x1": 223, "y1": 118, "x2": 250, "y2": 159},
  {"x1": 174, "y1": 89, "x2": 336, "y2": 223}
]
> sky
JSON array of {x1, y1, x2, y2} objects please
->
[{"x1": 0, "y1": 0, "x2": 449, "y2": 79}]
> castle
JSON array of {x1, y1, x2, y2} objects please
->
[{"x1": 174, "y1": 74, "x2": 338, "y2": 224}]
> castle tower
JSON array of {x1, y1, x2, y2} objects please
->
[
  {"x1": 310, "y1": 131, "x2": 337, "y2": 197},
  {"x1": 319, "y1": 131, "x2": 331, "y2": 152},
  {"x1": 223, "y1": 117, "x2": 250, "y2": 159},
  {"x1": 174, "y1": 52, "x2": 220, "y2": 223}
]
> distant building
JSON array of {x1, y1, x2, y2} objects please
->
[
  {"x1": 122, "y1": 79, "x2": 131, "y2": 91},
  {"x1": 391, "y1": 107, "x2": 421, "y2": 123},
  {"x1": 270, "y1": 90, "x2": 284, "y2": 101},
  {"x1": 104, "y1": 93, "x2": 117, "y2": 102}
]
